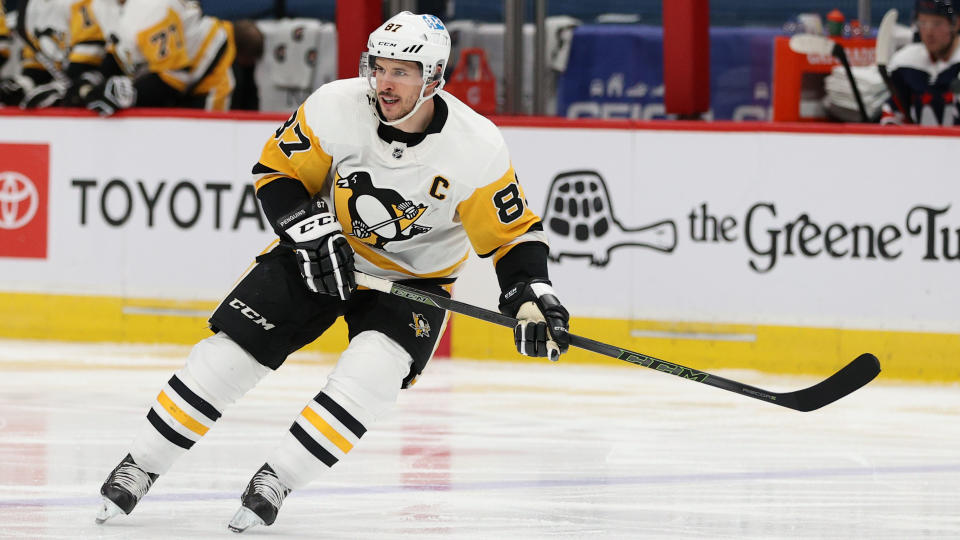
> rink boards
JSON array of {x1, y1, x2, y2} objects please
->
[{"x1": 0, "y1": 109, "x2": 957, "y2": 381}]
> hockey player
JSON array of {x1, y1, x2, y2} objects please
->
[
  {"x1": 0, "y1": 3, "x2": 10, "y2": 74},
  {"x1": 0, "y1": 0, "x2": 111, "y2": 108},
  {"x1": 881, "y1": 0, "x2": 960, "y2": 125},
  {"x1": 79, "y1": 0, "x2": 236, "y2": 115},
  {"x1": 94, "y1": 11, "x2": 570, "y2": 533}
]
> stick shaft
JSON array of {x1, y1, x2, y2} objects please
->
[
  {"x1": 834, "y1": 44, "x2": 870, "y2": 122},
  {"x1": 355, "y1": 272, "x2": 880, "y2": 412}
]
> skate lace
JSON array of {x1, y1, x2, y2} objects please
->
[
  {"x1": 251, "y1": 469, "x2": 290, "y2": 509},
  {"x1": 112, "y1": 462, "x2": 153, "y2": 500}
]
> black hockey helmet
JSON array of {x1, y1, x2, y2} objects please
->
[{"x1": 915, "y1": 0, "x2": 956, "y2": 20}]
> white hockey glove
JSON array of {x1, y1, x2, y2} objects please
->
[
  {"x1": 277, "y1": 195, "x2": 357, "y2": 301},
  {"x1": 498, "y1": 279, "x2": 570, "y2": 361},
  {"x1": 83, "y1": 75, "x2": 136, "y2": 116},
  {"x1": 21, "y1": 79, "x2": 69, "y2": 109}
]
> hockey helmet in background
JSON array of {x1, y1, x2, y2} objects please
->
[{"x1": 915, "y1": 0, "x2": 956, "y2": 20}]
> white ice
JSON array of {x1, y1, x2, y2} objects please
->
[{"x1": 0, "y1": 339, "x2": 958, "y2": 539}]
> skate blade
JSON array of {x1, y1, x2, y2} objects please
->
[
  {"x1": 94, "y1": 497, "x2": 124, "y2": 524},
  {"x1": 227, "y1": 506, "x2": 265, "y2": 533}
]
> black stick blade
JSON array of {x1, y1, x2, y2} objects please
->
[{"x1": 780, "y1": 353, "x2": 881, "y2": 412}]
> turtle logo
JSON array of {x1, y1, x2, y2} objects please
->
[
  {"x1": 335, "y1": 171, "x2": 431, "y2": 250},
  {"x1": 544, "y1": 170, "x2": 676, "y2": 266},
  {"x1": 409, "y1": 312, "x2": 431, "y2": 338}
]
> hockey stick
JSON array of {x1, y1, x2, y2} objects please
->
[
  {"x1": 355, "y1": 272, "x2": 881, "y2": 412},
  {"x1": 364, "y1": 205, "x2": 426, "y2": 232},
  {"x1": 876, "y1": 9, "x2": 913, "y2": 124},
  {"x1": 789, "y1": 34, "x2": 870, "y2": 122}
]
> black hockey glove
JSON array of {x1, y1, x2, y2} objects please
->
[
  {"x1": 278, "y1": 195, "x2": 356, "y2": 301},
  {"x1": 83, "y1": 75, "x2": 136, "y2": 116},
  {"x1": 21, "y1": 79, "x2": 68, "y2": 109},
  {"x1": 0, "y1": 76, "x2": 31, "y2": 106},
  {"x1": 64, "y1": 70, "x2": 105, "y2": 107},
  {"x1": 498, "y1": 279, "x2": 570, "y2": 361}
]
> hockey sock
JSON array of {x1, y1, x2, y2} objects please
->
[
  {"x1": 267, "y1": 331, "x2": 413, "y2": 489},
  {"x1": 130, "y1": 332, "x2": 270, "y2": 474}
]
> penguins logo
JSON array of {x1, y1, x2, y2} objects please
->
[
  {"x1": 335, "y1": 171, "x2": 431, "y2": 250},
  {"x1": 544, "y1": 170, "x2": 677, "y2": 266},
  {"x1": 409, "y1": 313, "x2": 431, "y2": 338}
]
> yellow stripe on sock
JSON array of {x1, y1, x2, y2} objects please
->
[
  {"x1": 157, "y1": 390, "x2": 209, "y2": 436},
  {"x1": 301, "y1": 406, "x2": 353, "y2": 453}
]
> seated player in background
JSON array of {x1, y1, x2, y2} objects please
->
[
  {"x1": 0, "y1": 2, "x2": 10, "y2": 74},
  {"x1": 79, "y1": 0, "x2": 243, "y2": 115},
  {"x1": 881, "y1": 0, "x2": 960, "y2": 125},
  {"x1": 0, "y1": 0, "x2": 111, "y2": 108},
  {"x1": 93, "y1": 10, "x2": 570, "y2": 534}
]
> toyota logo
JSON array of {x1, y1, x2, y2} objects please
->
[{"x1": 0, "y1": 171, "x2": 40, "y2": 230}]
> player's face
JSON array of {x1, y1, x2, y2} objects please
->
[
  {"x1": 373, "y1": 58, "x2": 424, "y2": 122},
  {"x1": 916, "y1": 14, "x2": 959, "y2": 58}
]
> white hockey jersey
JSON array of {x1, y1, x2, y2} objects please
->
[
  {"x1": 19, "y1": 0, "x2": 109, "y2": 71},
  {"x1": 254, "y1": 78, "x2": 547, "y2": 283},
  {"x1": 111, "y1": 0, "x2": 234, "y2": 109}
]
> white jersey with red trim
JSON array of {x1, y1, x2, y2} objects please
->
[
  {"x1": 254, "y1": 77, "x2": 547, "y2": 283},
  {"x1": 882, "y1": 42, "x2": 960, "y2": 126}
]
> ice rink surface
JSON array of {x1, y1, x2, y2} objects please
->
[{"x1": 0, "y1": 339, "x2": 958, "y2": 539}]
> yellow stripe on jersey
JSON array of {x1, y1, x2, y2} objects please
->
[
  {"x1": 189, "y1": 19, "x2": 224, "y2": 74},
  {"x1": 457, "y1": 165, "x2": 542, "y2": 257},
  {"x1": 137, "y1": 8, "x2": 190, "y2": 76},
  {"x1": 189, "y1": 21, "x2": 235, "y2": 111},
  {"x1": 301, "y1": 406, "x2": 353, "y2": 453},
  {"x1": 157, "y1": 390, "x2": 210, "y2": 436},
  {"x1": 0, "y1": 5, "x2": 9, "y2": 39},
  {"x1": 255, "y1": 105, "x2": 333, "y2": 196}
]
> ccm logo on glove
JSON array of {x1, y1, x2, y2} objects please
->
[
  {"x1": 276, "y1": 195, "x2": 357, "y2": 301},
  {"x1": 498, "y1": 279, "x2": 570, "y2": 362}
]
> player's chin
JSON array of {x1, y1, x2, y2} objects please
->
[{"x1": 385, "y1": 106, "x2": 413, "y2": 122}]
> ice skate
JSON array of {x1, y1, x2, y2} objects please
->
[
  {"x1": 95, "y1": 453, "x2": 158, "y2": 524},
  {"x1": 228, "y1": 463, "x2": 291, "y2": 533}
]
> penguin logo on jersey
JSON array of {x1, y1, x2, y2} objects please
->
[
  {"x1": 409, "y1": 312, "x2": 431, "y2": 338},
  {"x1": 335, "y1": 171, "x2": 432, "y2": 249}
]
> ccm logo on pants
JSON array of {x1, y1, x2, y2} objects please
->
[{"x1": 229, "y1": 299, "x2": 276, "y2": 331}]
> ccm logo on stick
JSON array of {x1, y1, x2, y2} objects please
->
[{"x1": 229, "y1": 298, "x2": 275, "y2": 331}]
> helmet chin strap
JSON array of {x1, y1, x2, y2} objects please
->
[{"x1": 375, "y1": 80, "x2": 443, "y2": 127}]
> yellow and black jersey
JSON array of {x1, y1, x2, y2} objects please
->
[
  {"x1": 67, "y1": 0, "x2": 107, "y2": 67},
  {"x1": 18, "y1": 0, "x2": 108, "y2": 72},
  {"x1": 0, "y1": 4, "x2": 10, "y2": 64},
  {"x1": 112, "y1": 0, "x2": 235, "y2": 110},
  {"x1": 253, "y1": 78, "x2": 547, "y2": 283}
]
